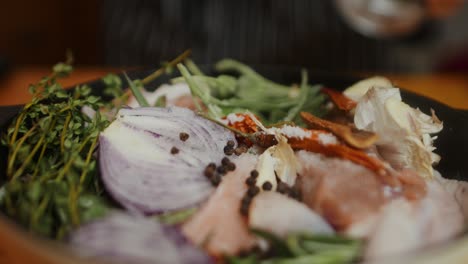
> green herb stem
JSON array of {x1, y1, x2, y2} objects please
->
[
  {"x1": 30, "y1": 194, "x2": 51, "y2": 232},
  {"x1": 69, "y1": 185, "x2": 80, "y2": 226},
  {"x1": 124, "y1": 73, "x2": 149, "y2": 107},
  {"x1": 11, "y1": 133, "x2": 46, "y2": 181},
  {"x1": 7, "y1": 123, "x2": 38, "y2": 178},
  {"x1": 31, "y1": 141, "x2": 48, "y2": 179},
  {"x1": 9, "y1": 111, "x2": 26, "y2": 146},
  {"x1": 79, "y1": 136, "x2": 99, "y2": 188},
  {"x1": 56, "y1": 136, "x2": 91, "y2": 182},
  {"x1": 185, "y1": 58, "x2": 205, "y2": 76},
  {"x1": 177, "y1": 64, "x2": 205, "y2": 113},
  {"x1": 141, "y1": 49, "x2": 192, "y2": 85},
  {"x1": 60, "y1": 111, "x2": 72, "y2": 153},
  {"x1": 284, "y1": 70, "x2": 309, "y2": 122}
]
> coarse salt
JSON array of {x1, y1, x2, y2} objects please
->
[
  {"x1": 267, "y1": 125, "x2": 312, "y2": 140},
  {"x1": 219, "y1": 113, "x2": 246, "y2": 125},
  {"x1": 317, "y1": 132, "x2": 338, "y2": 145}
]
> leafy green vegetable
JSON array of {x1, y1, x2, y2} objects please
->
[
  {"x1": 228, "y1": 230, "x2": 362, "y2": 264},
  {"x1": 0, "y1": 59, "x2": 120, "y2": 239},
  {"x1": 176, "y1": 59, "x2": 326, "y2": 125}
]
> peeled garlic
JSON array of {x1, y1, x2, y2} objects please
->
[
  {"x1": 255, "y1": 147, "x2": 278, "y2": 191},
  {"x1": 344, "y1": 76, "x2": 393, "y2": 102},
  {"x1": 255, "y1": 134, "x2": 298, "y2": 190},
  {"x1": 353, "y1": 87, "x2": 442, "y2": 179}
]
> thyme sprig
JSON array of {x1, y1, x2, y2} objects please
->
[{"x1": 0, "y1": 59, "x2": 121, "y2": 238}]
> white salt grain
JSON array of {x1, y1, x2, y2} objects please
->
[{"x1": 317, "y1": 133, "x2": 338, "y2": 145}]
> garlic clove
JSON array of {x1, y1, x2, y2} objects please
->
[{"x1": 344, "y1": 76, "x2": 393, "y2": 102}]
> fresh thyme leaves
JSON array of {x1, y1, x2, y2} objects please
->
[
  {"x1": 227, "y1": 230, "x2": 362, "y2": 264},
  {"x1": 102, "y1": 73, "x2": 124, "y2": 99},
  {"x1": 176, "y1": 59, "x2": 326, "y2": 125},
  {"x1": 0, "y1": 60, "x2": 122, "y2": 239}
]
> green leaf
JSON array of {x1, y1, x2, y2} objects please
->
[
  {"x1": 86, "y1": 96, "x2": 100, "y2": 104},
  {"x1": 78, "y1": 194, "x2": 110, "y2": 223},
  {"x1": 52, "y1": 63, "x2": 73, "y2": 77},
  {"x1": 55, "y1": 90, "x2": 69, "y2": 99},
  {"x1": 26, "y1": 182, "x2": 42, "y2": 203},
  {"x1": 102, "y1": 74, "x2": 123, "y2": 98}
]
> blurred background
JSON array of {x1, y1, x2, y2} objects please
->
[{"x1": 0, "y1": 0, "x2": 467, "y2": 74}]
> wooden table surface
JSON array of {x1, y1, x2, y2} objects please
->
[{"x1": 0, "y1": 67, "x2": 467, "y2": 109}]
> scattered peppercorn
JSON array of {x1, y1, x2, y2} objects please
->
[
  {"x1": 240, "y1": 188, "x2": 255, "y2": 216},
  {"x1": 170, "y1": 147, "x2": 179, "y2": 154},
  {"x1": 221, "y1": 157, "x2": 230, "y2": 166},
  {"x1": 226, "y1": 162, "x2": 236, "y2": 171},
  {"x1": 204, "y1": 167, "x2": 215, "y2": 179},
  {"x1": 277, "y1": 182, "x2": 289, "y2": 194},
  {"x1": 250, "y1": 170, "x2": 259, "y2": 178},
  {"x1": 223, "y1": 146, "x2": 234, "y2": 156},
  {"x1": 247, "y1": 186, "x2": 260, "y2": 197},
  {"x1": 234, "y1": 145, "x2": 248, "y2": 156},
  {"x1": 227, "y1": 140, "x2": 235, "y2": 148},
  {"x1": 179, "y1": 132, "x2": 189, "y2": 141},
  {"x1": 210, "y1": 175, "x2": 221, "y2": 186},
  {"x1": 245, "y1": 177, "x2": 256, "y2": 186},
  {"x1": 216, "y1": 166, "x2": 226, "y2": 175},
  {"x1": 262, "y1": 181, "x2": 273, "y2": 191},
  {"x1": 240, "y1": 202, "x2": 250, "y2": 216},
  {"x1": 241, "y1": 195, "x2": 252, "y2": 205},
  {"x1": 289, "y1": 187, "x2": 302, "y2": 201}
]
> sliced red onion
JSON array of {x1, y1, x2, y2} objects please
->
[
  {"x1": 70, "y1": 212, "x2": 212, "y2": 264},
  {"x1": 99, "y1": 106, "x2": 236, "y2": 214}
]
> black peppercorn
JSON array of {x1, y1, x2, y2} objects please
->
[
  {"x1": 240, "y1": 203, "x2": 250, "y2": 216},
  {"x1": 179, "y1": 132, "x2": 189, "y2": 141},
  {"x1": 224, "y1": 146, "x2": 234, "y2": 156},
  {"x1": 247, "y1": 186, "x2": 260, "y2": 197},
  {"x1": 241, "y1": 195, "x2": 252, "y2": 205},
  {"x1": 211, "y1": 175, "x2": 221, "y2": 186},
  {"x1": 226, "y1": 162, "x2": 236, "y2": 171},
  {"x1": 204, "y1": 166, "x2": 215, "y2": 178},
  {"x1": 221, "y1": 157, "x2": 230, "y2": 166},
  {"x1": 234, "y1": 146, "x2": 248, "y2": 156},
  {"x1": 170, "y1": 147, "x2": 179, "y2": 154},
  {"x1": 245, "y1": 177, "x2": 256, "y2": 186},
  {"x1": 250, "y1": 170, "x2": 259, "y2": 178},
  {"x1": 289, "y1": 187, "x2": 302, "y2": 201},
  {"x1": 262, "y1": 181, "x2": 273, "y2": 191},
  {"x1": 227, "y1": 140, "x2": 235, "y2": 148},
  {"x1": 216, "y1": 166, "x2": 226, "y2": 175},
  {"x1": 277, "y1": 182, "x2": 289, "y2": 194}
]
